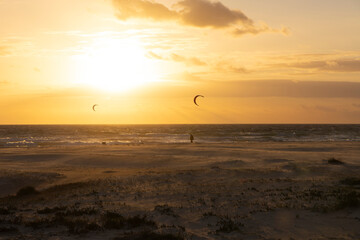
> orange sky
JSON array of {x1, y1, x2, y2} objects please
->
[{"x1": 0, "y1": 0, "x2": 360, "y2": 124}]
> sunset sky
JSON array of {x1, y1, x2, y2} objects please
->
[{"x1": 1, "y1": 0, "x2": 359, "y2": 124}]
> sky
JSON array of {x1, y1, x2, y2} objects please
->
[{"x1": 0, "y1": 0, "x2": 359, "y2": 124}]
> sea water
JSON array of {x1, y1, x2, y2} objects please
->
[{"x1": 0, "y1": 124, "x2": 359, "y2": 147}]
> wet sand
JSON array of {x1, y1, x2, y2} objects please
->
[{"x1": 0, "y1": 142, "x2": 359, "y2": 239}]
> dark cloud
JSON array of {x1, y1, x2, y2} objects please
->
[
  {"x1": 175, "y1": 0, "x2": 252, "y2": 28},
  {"x1": 284, "y1": 59, "x2": 360, "y2": 72},
  {"x1": 112, "y1": 0, "x2": 286, "y2": 36}
]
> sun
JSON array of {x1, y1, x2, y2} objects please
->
[{"x1": 72, "y1": 38, "x2": 158, "y2": 92}]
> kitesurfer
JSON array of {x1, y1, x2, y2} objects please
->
[{"x1": 190, "y1": 134, "x2": 194, "y2": 143}]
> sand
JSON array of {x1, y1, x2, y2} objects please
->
[{"x1": 0, "y1": 142, "x2": 359, "y2": 239}]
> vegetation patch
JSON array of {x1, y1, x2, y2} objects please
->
[
  {"x1": 0, "y1": 226, "x2": 19, "y2": 233},
  {"x1": 66, "y1": 219, "x2": 102, "y2": 234},
  {"x1": 311, "y1": 188, "x2": 360, "y2": 212},
  {"x1": 37, "y1": 206, "x2": 67, "y2": 214},
  {"x1": 340, "y1": 177, "x2": 360, "y2": 186},
  {"x1": 154, "y1": 205, "x2": 178, "y2": 217},
  {"x1": 114, "y1": 231, "x2": 184, "y2": 240},
  {"x1": 335, "y1": 191, "x2": 360, "y2": 210},
  {"x1": 126, "y1": 215, "x2": 157, "y2": 229},
  {"x1": 103, "y1": 211, "x2": 156, "y2": 230},
  {"x1": 103, "y1": 211, "x2": 126, "y2": 229},
  {"x1": 203, "y1": 211, "x2": 216, "y2": 217},
  {"x1": 26, "y1": 215, "x2": 102, "y2": 234},
  {"x1": 0, "y1": 208, "x2": 11, "y2": 215},
  {"x1": 56, "y1": 207, "x2": 98, "y2": 217},
  {"x1": 37, "y1": 206, "x2": 97, "y2": 216},
  {"x1": 215, "y1": 216, "x2": 243, "y2": 234},
  {"x1": 16, "y1": 186, "x2": 39, "y2": 197},
  {"x1": 326, "y1": 158, "x2": 345, "y2": 165}
]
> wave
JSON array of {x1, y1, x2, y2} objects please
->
[{"x1": 0, "y1": 124, "x2": 359, "y2": 147}]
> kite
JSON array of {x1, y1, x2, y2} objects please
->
[{"x1": 193, "y1": 95, "x2": 204, "y2": 106}]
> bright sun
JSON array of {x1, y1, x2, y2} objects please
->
[{"x1": 72, "y1": 38, "x2": 158, "y2": 92}]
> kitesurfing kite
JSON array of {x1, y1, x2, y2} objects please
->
[
  {"x1": 194, "y1": 95, "x2": 204, "y2": 106},
  {"x1": 92, "y1": 104, "x2": 98, "y2": 111}
]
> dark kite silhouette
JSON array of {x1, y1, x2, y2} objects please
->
[{"x1": 193, "y1": 95, "x2": 204, "y2": 106}]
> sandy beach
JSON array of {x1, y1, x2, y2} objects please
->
[{"x1": 0, "y1": 142, "x2": 359, "y2": 239}]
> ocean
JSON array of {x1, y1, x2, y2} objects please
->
[{"x1": 0, "y1": 124, "x2": 359, "y2": 148}]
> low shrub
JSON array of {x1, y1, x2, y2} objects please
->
[
  {"x1": 16, "y1": 186, "x2": 39, "y2": 197},
  {"x1": 327, "y1": 158, "x2": 345, "y2": 165},
  {"x1": 114, "y1": 231, "x2": 183, "y2": 240}
]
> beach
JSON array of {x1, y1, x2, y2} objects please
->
[{"x1": 0, "y1": 141, "x2": 359, "y2": 239}]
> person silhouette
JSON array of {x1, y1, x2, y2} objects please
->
[{"x1": 190, "y1": 134, "x2": 194, "y2": 143}]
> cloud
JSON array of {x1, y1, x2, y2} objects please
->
[
  {"x1": 314, "y1": 105, "x2": 337, "y2": 112},
  {"x1": 112, "y1": 0, "x2": 286, "y2": 36},
  {"x1": 175, "y1": 0, "x2": 252, "y2": 28},
  {"x1": 353, "y1": 103, "x2": 360, "y2": 108},
  {"x1": 146, "y1": 51, "x2": 164, "y2": 60},
  {"x1": 0, "y1": 46, "x2": 11, "y2": 56},
  {"x1": 146, "y1": 51, "x2": 207, "y2": 66},
  {"x1": 233, "y1": 24, "x2": 289, "y2": 36},
  {"x1": 283, "y1": 59, "x2": 360, "y2": 72},
  {"x1": 166, "y1": 78, "x2": 360, "y2": 98},
  {"x1": 171, "y1": 53, "x2": 206, "y2": 66},
  {"x1": 210, "y1": 80, "x2": 360, "y2": 98},
  {"x1": 214, "y1": 60, "x2": 248, "y2": 73},
  {"x1": 0, "y1": 37, "x2": 35, "y2": 57},
  {"x1": 301, "y1": 105, "x2": 338, "y2": 113},
  {"x1": 112, "y1": 0, "x2": 177, "y2": 21},
  {"x1": 0, "y1": 80, "x2": 9, "y2": 85}
]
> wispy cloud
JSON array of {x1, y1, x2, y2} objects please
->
[
  {"x1": 0, "y1": 37, "x2": 35, "y2": 57},
  {"x1": 233, "y1": 23, "x2": 289, "y2": 36},
  {"x1": 171, "y1": 53, "x2": 207, "y2": 66},
  {"x1": 353, "y1": 103, "x2": 360, "y2": 108},
  {"x1": 146, "y1": 51, "x2": 163, "y2": 60},
  {"x1": 214, "y1": 60, "x2": 249, "y2": 73},
  {"x1": 167, "y1": 78, "x2": 360, "y2": 98},
  {"x1": 147, "y1": 51, "x2": 207, "y2": 66},
  {"x1": 212, "y1": 80, "x2": 360, "y2": 98},
  {"x1": 0, "y1": 46, "x2": 11, "y2": 56},
  {"x1": 112, "y1": 0, "x2": 288, "y2": 36},
  {"x1": 286, "y1": 59, "x2": 360, "y2": 72},
  {"x1": 0, "y1": 80, "x2": 9, "y2": 85},
  {"x1": 263, "y1": 52, "x2": 360, "y2": 74},
  {"x1": 113, "y1": 0, "x2": 177, "y2": 21}
]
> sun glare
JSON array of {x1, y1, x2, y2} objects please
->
[{"x1": 72, "y1": 38, "x2": 158, "y2": 92}]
